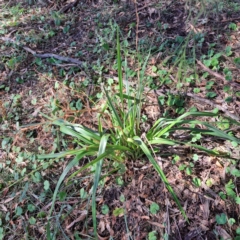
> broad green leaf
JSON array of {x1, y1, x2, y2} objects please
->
[
  {"x1": 101, "y1": 204, "x2": 109, "y2": 215},
  {"x1": 225, "y1": 180, "x2": 236, "y2": 198},
  {"x1": 235, "y1": 197, "x2": 240, "y2": 204},
  {"x1": 192, "y1": 177, "x2": 201, "y2": 187},
  {"x1": 37, "y1": 212, "x2": 47, "y2": 218},
  {"x1": 29, "y1": 217, "x2": 36, "y2": 225},
  {"x1": 216, "y1": 213, "x2": 227, "y2": 225},
  {"x1": 80, "y1": 188, "x2": 87, "y2": 199},
  {"x1": 44, "y1": 180, "x2": 50, "y2": 191},
  {"x1": 150, "y1": 202, "x2": 160, "y2": 214},
  {"x1": 27, "y1": 204, "x2": 36, "y2": 212},
  {"x1": 234, "y1": 57, "x2": 240, "y2": 65},
  {"x1": 148, "y1": 231, "x2": 157, "y2": 240},
  {"x1": 231, "y1": 169, "x2": 240, "y2": 177},
  {"x1": 120, "y1": 194, "x2": 125, "y2": 202},
  {"x1": 15, "y1": 206, "x2": 23, "y2": 216},
  {"x1": 228, "y1": 218, "x2": 236, "y2": 225},
  {"x1": 192, "y1": 154, "x2": 199, "y2": 161},
  {"x1": 185, "y1": 167, "x2": 192, "y2": 175},
  {"x1": 58, "y1": 191, "x2": 67, "y2": 201},
  {"x1": 152, "y1": 66, "x2": 157, "y2": 72},
  {"x1": 116, "y1": 176, "x2": 124, "y2": 186},
  {"x1": 236, "y1": 227, "x2": 240, "y2": 235},
  {"x1": 206, "y1": 92, "x2": 217, "y2": 98},
  {"x1": 113, "y1": 208, "x2": 124, "y2": 216}
]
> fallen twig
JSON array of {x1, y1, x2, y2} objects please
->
[
  {"x1": 196, "y1": 60, "x2": 227, "y2": 83},
  {"x1": 0, "y1": 37, "x2": 82, "y2": 66},
  {"x1": 59, "y1": 0, "x2": 80, "y2": 13},
  {"x1": 220, "y1": 17, "x2": 240, "y2": 23},
  {"x1": 154, "y1": 89, "x2": 240, "y2": 121},
  {"x1": 185, "y1": 92, "x2": 240, "y2": 121}
]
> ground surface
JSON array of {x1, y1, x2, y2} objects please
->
[{"x1": 0, "y1": 0, "x2": 240, "y2": 239}]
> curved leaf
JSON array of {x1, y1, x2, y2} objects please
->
[
  {"x1": 133, "y1": 136, "x2": 188, "y2": 222},
  {"x1": 92, "y1": 134, "x2": 109, "y2": 237}
]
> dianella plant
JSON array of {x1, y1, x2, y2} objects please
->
[{"x1": 38, "y1": 27, "x2": 240, "y2": 238}]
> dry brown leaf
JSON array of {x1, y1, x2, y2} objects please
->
[
  {"x1": 66, "y1": 210, "x2": 88, "y2": 229},
  {"x1": 98, "y1": 220, "x2": 106, "y2": 233},
  {"x1": 147, "y1": 221, "x2": 164, "y2": 228},
  {"x1": 106, "y1": 222, "x2": 114, "y2": 236},
  {"x1": 0, "y1": 204, "x2": 7, "y2": 211}
]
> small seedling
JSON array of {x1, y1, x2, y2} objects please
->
[
  {"x1": 113, "y1": 208, "x2": 124, "y2": 217},
  {"x1": 44, "y1": 180, "x2": 50, "y2": 191},
  {"x1": 229, "y1": 22, "x2": 237, "y2": 31},
  {"x1": 150, "y1": 202, "x2": 160, "y2": 214},
  {"x1": 192, "y1": 154, "x2": 199, "y2": 161},
  {"x1": 15, "y1": 206, "x2": 23, "y2": 216},
  {"x1": 206, "y1": 91, "x2": 217, "y2": 98},
  {"x1": 192, "y1": 177, "x2": 201, "y2": 187},
  {"x1": 120, "y1": 194, "x2": 125, "y2": 202},
  {"x1": 58, "y1": 191, "x2": 67, "y2": 201},
  {"x1": 101, "y1": 204, "x2": 109, "y2": 215},
  {"x1": 27, "y1": 204, "x2": 36, "y2": 212},
  {"x1": 148, "y1": 231, "x2": 157, "y2": 240},
  {"x1": 116, "y1": 176, "x2": 124, "y2": 186},
  {"x1": 228, "y1": 218, "x2": 236, "y2": 226},
  {"x1": 216, "y1": 213, "x2": 227, "y2": 225},
  {"x1": 29, "y1": 217, "x2": 36, "y2": 225},
  {"x1": 80, "y1": 188, "x2": 87, "y2": 199}
]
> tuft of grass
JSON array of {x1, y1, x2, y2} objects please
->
[{"x1": 38, "y1": 27, "x2": 240, "y2": 237}]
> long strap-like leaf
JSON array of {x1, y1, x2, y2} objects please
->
[
  {"x1": 132, "y1": 136, "x2": 189, "y2": 222},
  {"x1": 92, "y1": 135, "x2": 109, "y2": 237}
]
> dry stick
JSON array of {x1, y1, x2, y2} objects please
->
[
  {"x1": 154, "y1": 89, "x2": 240, "y2": 121},
  {"x1": 220, "y1": 17, "x2": 240, "y2": 23},
  {"x1": 196, "y1": 60, "x2": 227, "y2": 83},
  {"x1": 185, "y1": 92, "x2": 240, "y2": 121},
  {"x1": 0, "y1": 37, "x2": 83, "y2": 66},
  {"x1": 59, "y1": 0, "x2": 80, "y2": 13}
]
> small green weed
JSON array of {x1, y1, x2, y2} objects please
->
[
  {"x1": 148, "y1": 231, "x2": 157, "y2": 240},
  {"x1": 50, "y1": 11, "x2": 64, "y2": 26},
  {"x1": 150, "y1": 202, "x2": 160, "y2": 215},
  {"x1": 214, "y1": 212, "x2": 240, "y2": 239}
]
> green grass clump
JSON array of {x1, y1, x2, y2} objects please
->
[{"x1": 38, "y1": 28, "x2": 240, "y2": 238}]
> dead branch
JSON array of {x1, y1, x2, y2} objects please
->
[
  {"x1": 196, "y1": 60, "x2": 227, "y2": 84},
  {"x1": 154, "y1": 89, "x2": 240, "y2": 121},
  {"x1": 0, "y1": 37, "x2": 82, "y2": 66},
  {"x1": 59, "y1": 0, "x2": 80, "y2": 13}
]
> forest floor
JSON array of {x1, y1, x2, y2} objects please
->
[{"x1": 0, "y1": 0, "x2": 240, "y2": 239}]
